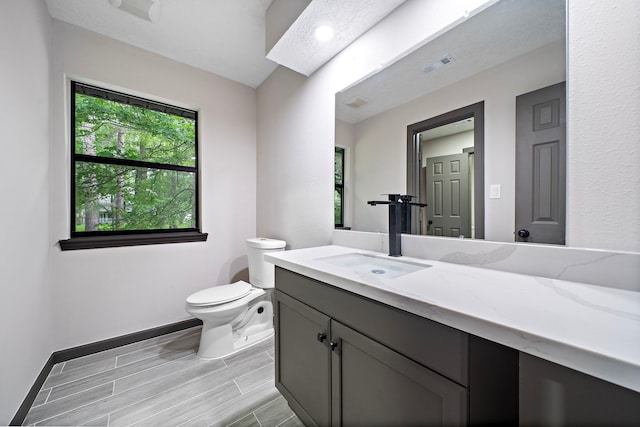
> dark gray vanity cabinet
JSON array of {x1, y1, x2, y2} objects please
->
[
  {"x1": 520, "y1": 353, "x2": 640, "y2": 426},
  {"x1": 275, "y1": 290, "x2": 331, "y2": 426},
  {"x1": 274, "y1": 267, "x2": 518, "y2": 426}
]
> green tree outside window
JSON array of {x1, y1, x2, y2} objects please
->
[{"x1": 72, "y1": 82, "x2": 199, "y2": 235}]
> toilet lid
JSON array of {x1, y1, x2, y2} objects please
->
[{"x1": 186, "y1": 281, "x2": 252, "y2": 306}]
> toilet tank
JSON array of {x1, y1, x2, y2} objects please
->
[{"x1": 246, "y1": 238, "x2": 286, "y2": 289}]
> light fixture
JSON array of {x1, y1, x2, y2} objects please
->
[
  {"x1": 314, "y1": 25, "x2": 335, "y2": 42},
  {"x1": 109, "y1": 0, "x2": 161, "y2": 23}
]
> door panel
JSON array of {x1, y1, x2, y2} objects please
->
[
  {"x1": 331, "y1": 320, "x2": 467, "y2": 427},
  {"x1": 274, "y1": 291, "x2": 331, "y2": 427},
  {"x1": 426, "y1": 153, "x2": 471, "y2": 237},
  {"x1": 516, "y1": 82, "x2": 566, "y2": 244}
]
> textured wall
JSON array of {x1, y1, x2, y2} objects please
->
[
  {"x1": 0, "y1": 1, "x2": 54, "y2": 423},
  {"x1": 566, "y1": 0, "x2": 640, "y2": 252}
]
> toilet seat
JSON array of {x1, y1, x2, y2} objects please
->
[{"x1": 186, "y1": 281, "x2": 252, "y2": 306}]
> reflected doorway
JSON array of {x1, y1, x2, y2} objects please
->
[{"x1": 407, "y1": 102, "x2": 484, "y2": 239}]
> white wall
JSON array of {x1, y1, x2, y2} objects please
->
[
  {"x1": 50, "y1": 21, "x2": 258, "y2": 350},
  {"x1": 256, "y1": 66, "x2": 334, "y2": 248},
  {"x1": 566, "y1": 0, "x2": 640, "y2": 252},
  {"x1": 422, "y1": 130, "x2": 474, "y2": 160},
  {"x1": 351, "y1": 41, "x2": 565, "y2": 240},
  {"x1": 0, "y1": 1, "x2": 54, "y2": 423}
]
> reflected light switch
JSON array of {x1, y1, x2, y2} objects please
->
[{"x1": 490, "y1": 184, "x2": 501, "y2": 199}]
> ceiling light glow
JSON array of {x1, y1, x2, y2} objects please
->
[{"x1": 314, "y1": 25, "x2": 335, "y2": 41}]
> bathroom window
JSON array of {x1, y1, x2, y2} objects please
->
[
  {"x1": 335, "y1": 147, "x2": 344, "y2": 227},
  {"x1": 60, "y1": 81, "x2": 207, "y2": 250}
]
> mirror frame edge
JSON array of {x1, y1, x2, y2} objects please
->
[{"x1": 406, "y1": 101, "x2": 485, "y2": 239}]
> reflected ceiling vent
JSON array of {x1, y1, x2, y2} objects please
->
[
  {"x1": 344, "y1": 96, "x2": 369, "y2": 109},
  {"x1": 424, "y1": 54, "x2": 456, "y2": 73}
]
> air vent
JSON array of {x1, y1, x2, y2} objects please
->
[
  {"x1": 344, "y1": 96, "x2": 369, "y2": 109},
  {"x1": 424, "y1": 54, "x2": 456, "y2": 73}
]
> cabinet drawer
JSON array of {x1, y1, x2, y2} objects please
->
[{"x1": 276, "y1": 267, "x2": 469, "y2": 385}]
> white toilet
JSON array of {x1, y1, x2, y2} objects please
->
[{"x1": 185, "y1": 237, "x2": 286, "y2": 359}]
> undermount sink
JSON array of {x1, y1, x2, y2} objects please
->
[{"x1": 317, "y1": 253, "x2": 430, "y2": 278}]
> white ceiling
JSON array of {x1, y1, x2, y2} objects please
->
[
  {"x1": 336, "y1": 0, "x2": 566, "y2": 123},
  {"x1": 44, "y1": 0, "x2": 405, "y2": 89},
  {"x1": 44, "y1": 0, "x2": 275, "y2": 88},
  {"x1": 266, "y1": 0, "x2": 404, "y2": 76}
]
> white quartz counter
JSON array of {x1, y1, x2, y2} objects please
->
[{"x1": 266, "y1": 245, "x2": 640, "y2": 393}]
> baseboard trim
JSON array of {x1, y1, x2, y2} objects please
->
[
  {"x1": 10, "y1": 318, "x2": 202, "y2": 426},
  {"x1": 9, "y1": 353, "x2": 55, "y2": 427},
  {"x1": 52, "y1": 318, "x2": 202, "y2": 363}
]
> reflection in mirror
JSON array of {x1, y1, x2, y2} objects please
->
[
  {"x1": 335, "y1": 0, "x2": 566, "y2": 242},
  {"x1": 407, "y1": 102, "x2": 484, "y2": 239},
  {"x1": 421, "y1": 120, "x2": 475, "y2": 238}
]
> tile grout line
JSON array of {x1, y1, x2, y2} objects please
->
[
  {"x1": 47, "y1": 339, "x2": 199, "y2": 395},
  {"x1": 44, "y1": 360, "x2": 117, "y2": 394},
  {"x1": 113, "y1": 353, "x2": 194, "y2": 386},
  {"x1": 112, "y1": 353, "x2": 202, "y2": 395},
  {"x1": 125, "y1": 379, "x2": 241, "y2": 427},
  {"x1": 176, "y1": 380, "x2": 273, "y2": 427},
  {"x1": 99, "y1": 358, "x2": 244, "y2": 426},
  {"x1": 26, "y1": 331, "x2": 293, "y2": 427},
  {"x1": 275, "y1": 414, "x2": 296, "y2": 427},
  {"x1": 43, "y1": 388, "x2": 52, "y2": 406},
  {"x1": 115, "y1": 341, "x2": 189, "y2": 369},
  {"x1": 61, "y1": 328, "x2": 201, "y2": 373},
  {"x1": 113, "y1": 333, "x2": 201, "y2": 369},
  {"x1": 30, "y1": 383, "x2": 114, "y2": 426}
]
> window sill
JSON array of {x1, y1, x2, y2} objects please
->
[{"x1": 59, "y1": 231, "x2": 208, "y2": 251}]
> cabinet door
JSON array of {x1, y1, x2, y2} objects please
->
[
  {"x1": 520, "y1": 352, "x2": 640, "y2": 426},
  {"x1": 331, "y1": 321, "x2": 467, "y2": 427},
  {"x1": 274, "y1": 291, "x2": 331, "y2": 427}
]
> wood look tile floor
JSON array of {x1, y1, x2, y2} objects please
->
[{"x1": 23, "y1": 326, "x2": 304, "y2": 427}]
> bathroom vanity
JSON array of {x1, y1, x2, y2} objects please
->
[{"x1": 266, "y1": 245, "x2": 640, "y2": 426}]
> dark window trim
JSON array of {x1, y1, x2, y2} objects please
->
[
  {"x1": 59, "y1": 231, "x2": 208, "y2": 251},
  {"x1": 335, "y1": 146, "x2": 345, "y2": 228},
  {"x1": 63, "y1": 81, "x2": 204, "y2": 250}
]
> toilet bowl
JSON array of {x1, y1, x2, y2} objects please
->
[{"x1": 185, "y1": 238, "x2": 285, "y2": 359}]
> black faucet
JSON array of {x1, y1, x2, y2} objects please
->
[{"x1": 367, "y1": 194, "x2": 427, "y2": 257}]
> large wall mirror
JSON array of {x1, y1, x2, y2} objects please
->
[{"x1": 334, "y1": 0, "x2": 566, "y2": 243}]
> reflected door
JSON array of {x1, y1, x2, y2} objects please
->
[
  {"x1": 515, "y1": 82, "x2": 566, "y2": 245},
  {"x1": 425, "y1": 153, "x2": 471, "y2": 237}
]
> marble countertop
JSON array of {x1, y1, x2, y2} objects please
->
[{"x1": 266, "y1": 245, "x2": 640, "y2": 393}]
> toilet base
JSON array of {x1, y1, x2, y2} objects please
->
[
  {"x1": 195, "y1": 298, "x2": 275, "y2": 360},
  {"x1": 196, "y1": 323, "x2": 274, "y2": 360}
]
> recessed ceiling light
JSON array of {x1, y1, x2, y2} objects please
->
[{"x1": 314, "y1": 25, "x2": 335, "y2": 42}]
